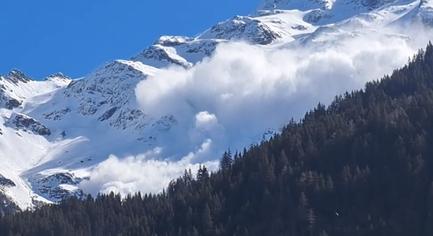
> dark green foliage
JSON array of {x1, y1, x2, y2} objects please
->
[
  {"x1": 2, "y1": 43, "x2": 433, "y2": 235},
  {"x1": 220, "y1": 150, "x2": 233, "y2": 171},
  {"x1": 0, "y1": 193, "x2": 19, "y2": 218}
]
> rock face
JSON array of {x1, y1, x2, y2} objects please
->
[
  {"x1": 4, "y1": 70, "x2": 30, "y2": 84},
  {"x1": 134, "y1": 45, "x2": 192, "y2": 68},
  {"x1": 0, "y1": 70, "x2": 27, "y2": 109},
  {"x1": 0, "y1": 175, "x2": 15, "y2": 188},
  {"x1": 0, "y1": 93, "x2": 21, "y2": 110},
  {"x1": 30, "y1": 173, "x2": 84, "y2": 202},
  {"x1": 199, "y1": 16, "x2": 282, "y2": 44},
  {"x1": 61, "y1": 60, "x2": 156, "y2": 130},
  {"x1": 6, "y1": 113, "x2": 51, "y2": 136}
]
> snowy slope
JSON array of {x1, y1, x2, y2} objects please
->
[
  {"x1": 2, "y1": 0, "x2": 433, "y2": 210},
  {"x1": 0, "y1": 71, "x2": 71, "y2": 208}
]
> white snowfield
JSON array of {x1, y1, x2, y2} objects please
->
[{"x1": 1, "y1": 0, "x2": 433, "y2": 209}]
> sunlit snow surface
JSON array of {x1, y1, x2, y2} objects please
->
[{"x1": 2, "y1": 0, "x2": 433, "y2": 209}]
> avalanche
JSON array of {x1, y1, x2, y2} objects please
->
[{"x1": 1, "y1": 0, "x2": 433, "y2": 210}]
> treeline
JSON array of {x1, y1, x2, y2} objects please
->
[
  {"x1": 0, "y1": 193, "x2": 19, "y2": 218},
  {"x1": 2, "y1": 43, "x2": 433, "y2": 235}
]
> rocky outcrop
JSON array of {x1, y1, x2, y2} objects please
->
[
  {"x1": 199, "y1": 16, "x2": 281, "y2": 45},
  {"x1": 43, "y1": 108, "x2": 71, "y2": 120},
  {"x1": 134, "y1": 45, "x2": 192, "y2": 68},
  {"x1": 0, "y1": 92, "x2": 21, "y2": 109},
  {"x1": 0, "y1": 73, "x2": 23, "y2": 109},
  {"x1": 6, "y1": 113, "x2": 51, "y2": 136},
  {"x1": 31, "y1": 173, "x2": 84, "y2": 202},
  {"x1": 4, "y1": 70, "x2": 30, "y2": 84},
  {"x1": 0, "y1": 175, "x2": 15, "y2": 188},
  {"x1": 98, "y1": 107, "x2": 119, "y2": 121}
]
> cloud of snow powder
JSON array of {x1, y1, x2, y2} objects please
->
[
  {"x1": 80, "y1": 146, "x2": 218, "y2": 196},
  {"x1": 136, "y1": 27, "x2": 433, "y2": 158},
  {"x1": 83, "y1": 25, "x2": 433, "y2": 196}
]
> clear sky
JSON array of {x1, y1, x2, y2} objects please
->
[{"x1": 0, "y1": 0, "x2": 261, "y2": 79}]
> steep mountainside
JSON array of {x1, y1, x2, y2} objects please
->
[
  {"x1": 1, "y1": 0, "x2": 433, "y2": 209},
  {"x1": 2, "y1": 42, "x2": 433, "y2": 236}
]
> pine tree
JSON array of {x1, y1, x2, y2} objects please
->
[{"x1": 220, "y1": 150, "x2": 233, "y2": 170}]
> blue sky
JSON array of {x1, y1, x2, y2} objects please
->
[{"x1": 0, "y1": 0, "x2": 261, "y2": 79}]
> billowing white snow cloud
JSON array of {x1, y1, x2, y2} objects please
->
[
  {"x1": 82, "y1": 25, "x2": 433, "y2": 196},
  {"x1": 136, "y1": 27, "x2": 431, "y2": 158},
  {"x1": 80, "y1": 147, "x2": 218, "y2": 196}
]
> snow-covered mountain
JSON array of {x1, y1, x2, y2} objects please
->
[{"x1": 1, "y1": 0, "x2": 433, "y2": 210}]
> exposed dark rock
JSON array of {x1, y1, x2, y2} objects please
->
[
  {"x1": 140, "y1": 45, "x2": 191, "y2": 68},
  {"x1": 32, "y1": 173, "x2": 84, "y2": 202},
  {"x1": 0, "y1": 175, "x2": 15, "y2": 187},
  {"x1": 5, "y1": 69, "x2": 30, "y2": 84},
  {"x1": 46, "y1": 72, "x2": 70, "y2": 80},
  {"x1": 4, "y1": 98, "x2": 21, "y2": 109},
  {"x1": 0, "y1": 89, "x2": 21, "y2": 109},
  {"x1": 292, "y1": 24, "x2": 308, "y2": 30},
  {"x1": 111, "y1": 109, "x2": 148, "y2": 130},
  {"x1": 185, "y1": 40, "x2": 218, "y2": 56},
  {"x1": 202, "y1": 16, "x2": 281, "y2": 45},
  {"x1": 43, "y1": 108, "x2": 71, "y2": 120},
  {"x1": 303, "y1": 9, "x2": 329, "y2": 24},
  {"x1": 6, "y1": 113, "x2": 51, "y2": 136},
  {"x1": 98, "y1": 107, "x2": 118, "y2": 121}
]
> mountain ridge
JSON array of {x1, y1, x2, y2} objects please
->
[
  {"x1": 2, "y1": 42, "x2": 433, "y2": 236},
  {"x1": 1, "y1": 0, "x2": 433, "y2": 210}
]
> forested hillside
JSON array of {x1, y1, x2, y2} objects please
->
[{"x1": 2, "y1": 43, "x2": 433, "y2": 236}]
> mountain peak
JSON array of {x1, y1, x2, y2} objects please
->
[
  {"x1": 5, "y1": 69, "x2": 31, "y2": 84},
  {"x1": 45, "y1": 73, "x2": 72, "y2": 87},
  {"x1": 46, "y1": 72, "x2": 68, "y2": 79},
  {"x1": 259, "y1": 0, "x2": 396, "y2": 11},
  {"x1": 259, "y1": 0, "x2": 335, "y2": 11}
]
